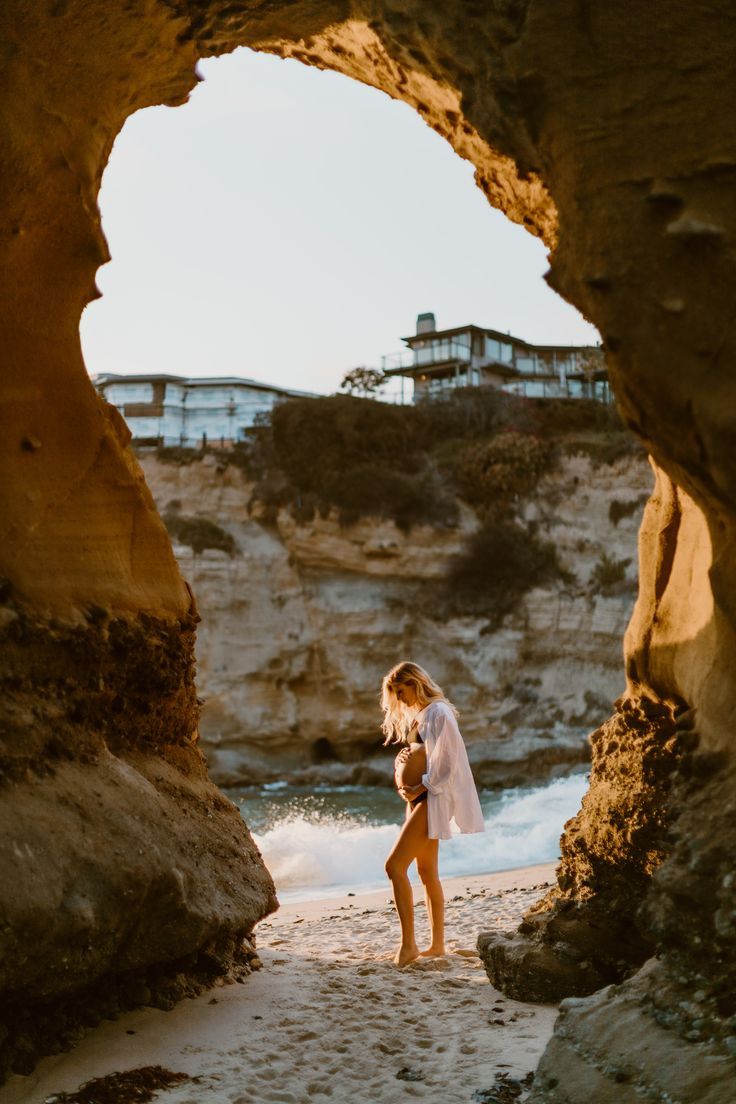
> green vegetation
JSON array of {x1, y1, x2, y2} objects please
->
[
  {"x1": 232, "y1": 389, "x2": 634, "y2": 528},
  {"x1": 563, "y1": 431, "x2": 641, "y2": 467},
  {"x1": 163, "y1": 512, "x2": 237, "y2": 557},
  {"x1": 149, "y1": 388, "x2": 641, "y2": 619},
  {"x1": 591, "y1": 551, "x2": 632, "y2": 594},
  {"x1": 609, "y1": 495, "x2": 648, "y2": 526},
  {"x1": 339, "y1": 366, "x2": 387, "y2": 396},
  {"x1": 448, "y1": 432, "x2": 554, "y2": 517},
  {"x1": 442, "y1": 519, "x2": 564, "y2": 624},
  {"x1": 155, "y1": 445, "x2": 202, "y2": 466}
]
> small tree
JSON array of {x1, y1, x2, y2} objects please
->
[
  {"x1": 340, "y1": 366, "x2": 387, "y2": 397},
  {"x1": 578, "y1": 345, "x2": 606, "y2": 380}
]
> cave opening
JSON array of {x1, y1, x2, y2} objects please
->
[{"x1": 78, "y1": 35, "x2": 653, "y2": 990}]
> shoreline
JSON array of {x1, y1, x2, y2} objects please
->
[
  {"x1": 271, "y1": 861, "x2": 558, "y2": 919},
  {"x1": 3, "y1": 862, "x2": 559, "y2": 1104}
]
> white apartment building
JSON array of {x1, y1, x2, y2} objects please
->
[{"x1": 95, "y1": 373, "x2": 315, "y2": 446}]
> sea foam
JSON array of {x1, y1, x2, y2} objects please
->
[{"x1": 253, "y1": 773, "x2": 587, "y2": 902}]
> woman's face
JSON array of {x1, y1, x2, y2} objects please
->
[{"x1": 394, "y1": 682, "x2": 418, "y2": 708}]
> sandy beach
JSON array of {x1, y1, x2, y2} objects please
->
[{"x1": 3, "y1": 863, "x2": 559, "y2": 1104}]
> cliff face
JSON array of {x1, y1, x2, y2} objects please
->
[{"x1": 140, "y1": 450, "x2": 651, "y2": 788}]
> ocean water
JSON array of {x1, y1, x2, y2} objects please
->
[{"x1": 227, "y1": 773, "x2": 588, "y2": 902}]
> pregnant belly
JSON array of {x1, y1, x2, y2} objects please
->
[{"x1": 394, "y1": 743, "x2": 427, "y2": 791}]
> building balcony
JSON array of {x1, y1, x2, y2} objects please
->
[
  {"x1": 381, "y1": 350, "x2": 415, "y2": 372},
  {"x1": 382, "y1": 339, "x2": 473, "y2": 374}
]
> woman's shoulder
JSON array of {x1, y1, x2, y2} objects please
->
[
  {"x1": 431, "y1": 699, "x2": 453, "y2": 714},
  {"x1": 420, "y1": 699, "x2": 456, "y2": 724}
]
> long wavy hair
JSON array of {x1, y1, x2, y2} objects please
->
[{"x1": 380, "y1": 661, "x2": 458, "y2": 745}]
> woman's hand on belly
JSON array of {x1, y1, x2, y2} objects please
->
[
  {"x1": 394, "y1": 743, "x2": 427, "y2": 794},
  {"x1": 398, "y1": 783, "x2": 424, "y2": 802}
]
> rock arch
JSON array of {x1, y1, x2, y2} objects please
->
[{"x1": 1, "y1": 2, "x2": 735, "y2": 1098}]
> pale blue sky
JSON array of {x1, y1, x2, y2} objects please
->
[{"x1": 81, "y1": 48, "x2": 599, "y2": 396}]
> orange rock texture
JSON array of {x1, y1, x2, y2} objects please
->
[{"x1": 1, "y1": 1, "x2": 735, "y2": 1097}]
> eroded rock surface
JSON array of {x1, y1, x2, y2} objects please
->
[
  {"x1": 2, "y1": 0, "x2": 736, "y2": 1098},
  {"x1": 0, "y1": 552, "x2": 276, "y2": 1078},
  {"x1": 479, "y1": 697, "x2": 689, "y2": 998}
]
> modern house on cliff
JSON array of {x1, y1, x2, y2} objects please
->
[
  {"x1": 381, "y1": 313, "x2": 609, "y2": 403},
  {"x1": 95, "y1": 373, "x2": 315, "y2": 447}
]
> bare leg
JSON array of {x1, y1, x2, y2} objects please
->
[
  {"x1": 417, "y1": 842, "x2": 445, "y2": 956},
  {"x1": 385, "y1": 802, "x2": 431, "y2": 966}
]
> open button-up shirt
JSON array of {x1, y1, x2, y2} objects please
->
[{"x1": 416, "y1": 700, "x2": 485, "y2": 841}]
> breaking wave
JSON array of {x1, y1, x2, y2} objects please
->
[{"x1": 245, "y1": 773, "x2": 588, "y2": 902}]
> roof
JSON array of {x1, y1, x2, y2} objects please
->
[
  {"x1": 93, "y1": 372, "x2": 318, "y2": 399},
  {"x1": 402, "y1": 323, "x2": 530, "y2": 347},
  {"x1": 401, "y1": 323, "x2": 597, "y2": 355}
]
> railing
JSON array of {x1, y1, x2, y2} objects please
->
[
  {"x1": 425, "y1": 375, "x2": 468, "y2": 394},
  {"x1": 381, "y1": 340, "x2": 472, "y2": 373},
  {"x1": 414, "y1": 340, "x2": 472, "y2": 367},
  {"x1": 381, "y1": 350, "x2": 414, "y2": 372},
  {"x1": 501, "y1": 377, "x2": 613, "y2": 403}
]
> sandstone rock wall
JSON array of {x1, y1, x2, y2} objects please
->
[
  {"x1": 3, "y1": 0, "x2": 736, "y2": 1097},
  {"x1": 0, "y1": 1, "x2": 277, "y2": 1077},
  {"x1": 141, "y1": 451, "x2": 650, "y2": 789}
]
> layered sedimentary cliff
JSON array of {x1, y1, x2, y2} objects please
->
[
  {"x1": 3, "y1": 0, "x2": 736, "y2": 1098},
  {"x1": 141, "y1": 450, "x2": 650, "y2": 789}
]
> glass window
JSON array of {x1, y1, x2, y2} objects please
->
[
  {"x1": 524, "y1": 381, "x2": 546, "y2": 398},
  {"x1": 413, "y1": 339, "x2": 471, "y2": 366},
  {"x1": 485, "y1": 337, "x2": 514, "y2": 364}
]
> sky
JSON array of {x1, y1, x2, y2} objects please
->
[{"x1": 80, "y1": 48, "x2": 600, "y2": 397}]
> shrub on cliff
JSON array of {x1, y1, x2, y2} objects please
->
[
  {"x1": 265, "y1": 395, "x2": 459, "y2": 529},
  {"x1": 590, "y1": 551, "x2": 632, "y2": 594},
  {"x1": 442, "y1": 518, "x2": 564, "y2": 623},
  {"x1": 320, "y1": 464, "x2": 458, "y2": 530},
  {"x1": 526, "y1": 397, "x2": 622, "y2": 436},
  {"x1": 155, "y1": 445, "x2": 202, "y2": 466},
  {"x1": 609, "y1": 495, "x2": 648, "y2": 526},
  {"x1": 271, "y1": 394, "x2": 424, "y2": 490},
  {"x1": 449, "y1": 432, "x2": 554, "y2": 513},
  {"x1": 237, "y1": 389, "x2": 639, "y2": 530},
  {"x1": 563, "y1": 431, "x2": 641, "y2": 466},
  {"x1": 164, "y1": 513, "x2": 237, "y2": 556},
  {"x1": 415, "y1": 385, "x2": 510, "y2": 441}
]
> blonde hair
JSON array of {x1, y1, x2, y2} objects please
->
[{"x1": 380, "y1": 661, "x2": 458, "y2": 745}]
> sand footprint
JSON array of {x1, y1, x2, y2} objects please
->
[{"x1": 253, "y1": 1068, "x2": 278, "y2": 1082}]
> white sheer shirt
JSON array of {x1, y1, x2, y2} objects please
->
[{"x1": 415, "y1": 701, "x2": 485, "y2": 841}]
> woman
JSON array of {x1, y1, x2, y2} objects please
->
[{"x1": 381, "y1": 661, "x2": 485, "y2": 966}]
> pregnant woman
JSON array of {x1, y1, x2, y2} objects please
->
[{"x1": 381, "y1": 661, "x2": 485, "y2": 966}]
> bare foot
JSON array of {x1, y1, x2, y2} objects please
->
[
  {"x1": 393, "y1": 944, "x2": 420, "y2": 967},
  {"x1": 419, "y1": 945, "x2": 446, "y2": 958}
]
